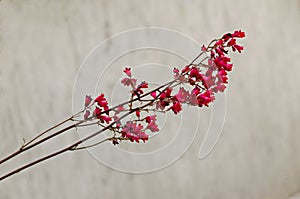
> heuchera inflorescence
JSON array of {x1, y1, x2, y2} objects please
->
[
  {"x1": 82, "y1": 30, "x2": 245, "y2": 144},
  {"x1": 0, "y1": 30, "x2": 245, "y2": 181}
]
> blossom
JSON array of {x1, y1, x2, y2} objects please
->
[
  {"x1": 134, "y1": 81, "x2": 148, "y2": 97},
  {"x1": 95, "y1": 93, "x2": 109, "y2": 112},
  {"x1": 122, "y1": 121, "x2": 148, "y2": 143},
  {"x1": 121, "y1": 77, "x2": 137, "y2": 87},
  {"x1": 85, "y1": 95, "x2": 93, "y2": 107},
  {"x1": 135, "y1": 110, "x2": 140, "y2": 118},
  {"x1": 123, "y1": 67, "x2": 132, "y2": 77},
  {"x1": 115, "y1": 105, "x2": 125, "y2": 113},
  {"x1": 212, "y1": 83, "x2": 226, "y2": 93},
  {"x1": 84, "y1": 110, "x2": 90, "y2": 120},
  {"x1": 150, "y1": 91, "x2": 157, "y2": 98},
  {"x1": 93, "y1": 107, "x2": 112, "y2": 124},
  {"x1": 175, "y1": 87, "x2": 189, "y2": 103},
  {"x1": 217, "y1": 69, "x2": 228, "y2": 83},
  {"x1": 197, "y1": 90, "x2": 215, "y2": 107},
  {"x1": 145, "y1": 115, "x2": 157, "y2": 123},
  {"x1": 113, "y1": 115, "x2": 121, "y2": 128},
  {"x1": 146, "y1": 120, "x2": 159, "y2": 132},
  {"x1": 171, "y1": 101, "x2": 182, "y2": 114},
  {"x1": 232, "y1": 44, "x2": 244, "y2": 53},
  {"x1": 173, "y1": 67, "x2": 180, "y2": 78},
  {"x1": 232, "y1": 30, "x2": 245, "y2": 38},
  {"x1": 165, "y1": 87, "x2": 172, "y2": 97}
]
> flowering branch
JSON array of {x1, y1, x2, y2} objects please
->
[{"x1": 0, "y1": 30, "x2": 245, "y2": 181}]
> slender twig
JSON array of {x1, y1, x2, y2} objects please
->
[{"x1": 0, "y1": 96, "x2": 160, "y2": 181}]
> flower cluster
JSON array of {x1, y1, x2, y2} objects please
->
[{"x1": 82, "y1": 30, "x2": 245, "y2": 145}]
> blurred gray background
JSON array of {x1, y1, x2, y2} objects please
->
[{"x1": 0, "y1": 0, "x2": 300, "y2": 199}]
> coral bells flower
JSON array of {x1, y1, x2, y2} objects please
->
[
  {"x1": 198, "y1": 90, "x2": 215, "y2": 107},
  {"x1": 145, "y1": 115, "x2": 157, "y2": 124},
  {"x1": 84, "y1": 110, "x2": 90, "y2": 120},
  {"x1": 232, "y1": 30, "x2": 246, "y2": 38},
  {"x1": 170, "y1": 101, "x2": 182, "y2": 114},
  {"x1": 85, "y1": 95, "x2": 93, "y2": 107},
  {"x1": 95, "y1": 93, "x2": 109, "y2": 111},
  {"x1": 175, "y1": 88, "x2": 189, "y2": 103},
  {"x1": 121, "y1": 77, "x2": 137, "y2": 87},
  {"x1": 93, "y1": 107, "x2": 112, "y2": 124},
  {"x1": 146, "y1": 120, "x2": 159, "y2": 132},
  {"x1": 122, "y1": 121, "x2": 148, "y2": 143},
  {"x1": 134, "y1": 81, "x2": 148, "y2": 97},
  {"x1": 123, "y1": 67, "x2": 132, "y2": 77}
]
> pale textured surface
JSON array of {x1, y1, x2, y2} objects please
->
[{"x1": 0, "y1": 0, "x2": 300, "y2": 199}]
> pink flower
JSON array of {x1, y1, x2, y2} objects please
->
[
  {"x1": 115, "y1": 105, "x2": 125, "y2": 113},
  {"x1": 202, "y1": 76, "x2": 216, "y2": 89},
  {"x1": 113, "y1": 115, "x2": 121, "y2": 128},
  {"x1": 150, "y1": 91, "x2": 157, "y2": 98},
  {"x1": 123, "y1": 67, "x2": 132, "y2": 77},
  {"x1": 145, "y1": 115, "x2": 157, "y2": 123},
  {"x1": 173, "y1": 67, "x2": 180, "y2": 78},
  {"x1": 121, "y1": 77, "x2": 137, "y2": 87},
  {"x1": 175, "y1": 88, "x2": 189, "y2": 103},
  {"x1": 122, "y1": 121, "x2": 148, "y2": 143},
  {"x1": 212, "y1": 83, "x2": 226, "y2": 93},
  {"x1": 146, "y1": 120, "x2": 159, "y2": 132},
  {"x1": 134, "y1": 81, "x2": 149, "y2": 96},
  {"x1": 85, "y1": 95, "x2": 93, "y2": 107},
  {"x1": 84, "y1": 110, "x2": 90, "y2": 120}
]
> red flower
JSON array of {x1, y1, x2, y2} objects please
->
[
  {"x1": 93, "y1": 107, "x2": 112, "y2": 124},
  {"x1": 189, "y1": 67, "x2": 201, "y2": 79},
  {"x1": 217, "y1": 69, "x2": 228, "y2": 83},
  {"x1": 198, "y1": 90, "x2": 215, "y2": 107},
  {"x1": 135, "y1": 110, "x2": 140, "y2": 118},
  {"x1": 232, "y1": 44, "x2": 244, "y2": 53},
  {"x1": 95, "y1": 93, "x2": 109, "y2": 112},
  {"x1": 134, "y1": 81, "x2": 148, "y2": 97},
  {"x1": 145, "y1": 115, "x2": 157, "y2": 123},
  {"x1": 122, "y1": 121, "x2": 148, "y2": 143},
  {"x1": 123, "y1": 67, "x2": 132, "y2": 77},
  {"x1": 171, "y1": 101, "x2": 182, "y2": 114},
  {"x1": 150, "y1": 91, "x2": 157, "y2": 98},
  {"x1": 159, "y1": 92, "x2": 167, "y2": 100},
  {"x1": 232, "y1": 30, "x2": 245, "y2": 38},
  {"x1": 85, "y1": 95, "x2": 93, "y2": 107},
  {"x1": 165, "y1": 87, "x2": 172, "y2": 97}
]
